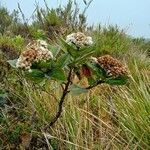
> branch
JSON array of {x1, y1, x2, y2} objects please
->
[
  {"x1": 85, "y1": 79, "x2": 105, "y2": 90},
  {"x1": 44, "y1": 68, "x2": 73, "y2": 131}
]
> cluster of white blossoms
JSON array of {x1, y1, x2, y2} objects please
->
[
  {"x1": 66, "y1": 32, "x2": 93, "y2": 47},
  {"x1": 16, "y1": 40, "x2": 53, "y2": 70}
]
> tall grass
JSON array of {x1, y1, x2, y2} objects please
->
[{"x1": 4, "y1": 61, "x2": 148, "y2": 149}]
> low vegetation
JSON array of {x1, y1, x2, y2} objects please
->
[{"x1": 0, "y1": 0, "x2": 150, "y2": 149}]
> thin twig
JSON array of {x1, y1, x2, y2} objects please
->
[
  {"x1": 85, "y1": 79, "x2": 105, "y2": 90},
  {"x1": 44, "y1": 68, "x2": 73, "y2": 130}
]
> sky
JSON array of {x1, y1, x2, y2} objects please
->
[{"x1": 1, "y1": 0, "x2": 150, "y2": 38}]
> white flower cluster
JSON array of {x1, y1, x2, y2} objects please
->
[
  {"x1": 16, "y1": 40, "x2": 53, "y2": 70},
  {"x1": 66, "y1": 32, "x2": 93, "y2": 47},
  {"x1": 34, "y1": 40, "x2": 53, "y2": 62}
]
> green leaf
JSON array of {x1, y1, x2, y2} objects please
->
[
  {"x1": 32, "y1": 60, "x2": 53, "y2": 70},
  {"x1": 50, "y1": 68, "x2": 66, "y2": 81},
  {"x1": 48, "y1": 45, "x2": 60, "y2": 57},
  {"x1": 87, "y1": 77, "x2": 96, "y2": 85},
  {"x1": 60, "y1": 38, "x2": 77, "y2": 58},
  {"x1": 7, "y1": 59, "x2": 18, "y2": 68},
  {"x1": 25, "y1": 69, "x2": 45, "y2": 83},
  {"x1": 57, "y1": 53, "x2": 71, "y2": 68},
  {"x1": 25, "y1": 69, "x2": 45, "y2": 78},
  {"x1": 70, "y1": 84, "x2": 88, "y2": 95},
  {"x1": 73, "y1": 50, "x2": 94, "y2": 65},
  {"x1": 106, "y1": 75, "x2": 129, "y2": 85},
  {"x1": 77, "y1": 45, "x2": 94, "y2": 55},
  {"x1": 86, "y1": 62, "x2": 106, "y2": 78}
]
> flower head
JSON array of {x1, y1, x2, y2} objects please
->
[
  {"x1": 91, "y1": 55, "x2": 128, "y2": 77},
  {"x1": 16, "y1": 48, "x2": 37, "y2": 69},
  {"x1": 66, "y1": 32, "x2": 93, "y2": 47},
  {"x1": 16, "y1": 40, "x2": 53, "y2": 70}
]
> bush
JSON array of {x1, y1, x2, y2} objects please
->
[
  {"x1": 0, "y1": 1, "x2": 149, "y2": 149},
  {"x1": 93, "y1": 25, "x2": 132, "y2": 57},
  {"x1": 0, "y1": 35, "x2": 25, "y2": 59}
]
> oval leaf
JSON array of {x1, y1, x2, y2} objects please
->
[
  {"x1": 50, "y1": 68, "x2": 66, "y2": 81},
  {"x1": 7, "y1": 59, "x2": 18, "y2": 68},
  {"x1": 70, "y1": 84, "x2": 88, "y2": 95},
  {"x1": 106, "y1": 76, "x2": 129, "y2": 85},
  {"x1": 57, "y1": 53, "x2": 71, "y2": 68},
  {"x1": 25, "y1": 69, "x2": 45, "y2": 83}
]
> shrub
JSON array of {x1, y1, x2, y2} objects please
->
[
  {"x1": 93, "y1": 25, "x2": 132, "y2": 57},
  {"x1": 8, "y1": 33, "x2": 129, "y2": 132},
  {"x1": 0, "y1": 35, "x2": 25, "y2": 59}
]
